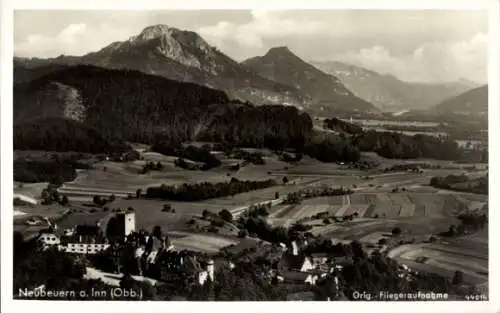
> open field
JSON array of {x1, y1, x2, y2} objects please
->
[
  {"x1": 13, "y1": 204, "x2": 69, "y2": 221},
  {"x1": 56, "y1": 150, "x2": 317, "y2": 200},
  {"x1": 169, "y1": 233, "x2": 241, "y2": 253},
  {"x1": 14, "y1": 145, "x2": 488, "y2": 284},
  {"x1": 264, "y1": 190, "x2": 481, "y2": 221},
  {"x1": 389, "y1": 238, "x2": 488, "y2": 285},
  {"x1": 14, "y1": 182, "x2": 49, "y2": 201}
]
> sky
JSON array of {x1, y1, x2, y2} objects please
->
[{"x1": 14, "y1": 10, "x2": 488, "y2": 83}]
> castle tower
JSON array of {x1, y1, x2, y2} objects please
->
[
  {"x1": 107, "y1": 211, "x2": 136, "y2": 240},
  {"x1": 206, "y1": 259, "x2": 215, "y2": 281},
  {"x1": 124, "y1": 211, "x2": 136, "y2": 237}
]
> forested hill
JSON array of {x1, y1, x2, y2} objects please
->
[
  {"x1": 434, "y1": 85, "x2": 488, "y2": 115},
  {"x1": 14, "y1": 117, "x2": 130, "y2": 154},
  {"x1": 14, "y1": 65, "x2": 313, "y2": 151},
  {"x1": 14, "y1": 65, "x2": 230, "y2": 143}
]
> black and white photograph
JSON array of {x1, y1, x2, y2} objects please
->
[{"x1": 1, "y1": 0, "x2": 498, "y2": 311}]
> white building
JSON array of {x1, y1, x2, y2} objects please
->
[
  {"x1": 124, "y1": 212, "x2": 136, "y2": 237},
  {"x1": 198, "y1": 259, "x2": 215, "y2": 286},
  {"x1": 59, "y1": 243, "x2": 110, "y2": 254},
  {"x1": 38, "y1": 233, "x2": 61, "y2": 248}
]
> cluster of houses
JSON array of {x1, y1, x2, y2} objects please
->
[
  {"x1": 34, "y1": 210, "x2": 219, "y2": 287},
  {"x1": 272, "y1": 241, "x2": 350, "y2": 293},
  {"x1": 37, "y1": 211, "x2": 136, "y2": 254},
  {"x1": 33, "y1": 208, "x2": 354, "y2": 294}
]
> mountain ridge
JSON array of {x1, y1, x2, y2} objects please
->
[
  {"x1": 311, "y1": 60, "x2": 478, "y2": 111},
  {"x1": 242, "y1": 47, "x2": 378, "y2": 114},
  {"x1": 14, "y1": 24, "x2": 311, "y2": 108},
  {"x1": 434, "y1": 85, "x2": 488, "y2": 115}
]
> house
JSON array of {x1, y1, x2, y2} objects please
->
[
  {"x1": 279, "y1": 242, "x2": 287, "y2": 251},
  {"x1": 331, "y1": 256, "x2": 353, "y2": 270},
  {"x1": 145, "y1": 236, "x2": 174, "y2": 264},
  {"x1": 310, "y1": 253, "x2": 330, "y2": 267},
  {"x1": 281, "y1": 271, "x2": 319, "y2": 285},
  {"x1": 279, "y1": 254, "x2": 314, "y2": 272},
  {"x1": 59, "y1": 242, "x2": 110, "y2": 254},
  {"x1": 277, "y1": 239, "x2": 316, "y2": 273},
  {"x1": 173, "y1": 254, "x2": 215, "y2": 286},
  {"x1": 198, "y1": 259, "x2": 215, "y2": 286},
  {"x1": 38, "y1": 233, "x2": 61, "y2": 248}
]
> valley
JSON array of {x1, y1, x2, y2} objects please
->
[
  {"x1": 14, "y1": 142, "x2": 488, "y2": 287},
  {"x1": 10, "y1": 14, "x2": 490, "y2": 302}
]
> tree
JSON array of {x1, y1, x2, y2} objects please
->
[
  {"x1": 136, "y1": 189, "x2": 142, "y2": 199},
  {"x1": 391, "y1": 227, "x2": 402, "y2": 236},
  {"x1": 378, "y1": 238, "x2": 388, "y2": 245},
  {"x1": 49, "y1": 175, "x2": 65, "y2": 187},
  {"x1": 323, "y1": 218, "x2": 331, "y2": 225},
  {"x1": 162, "y1": 204, "x2": 172, "y2": 212},
  {"x1": 60, "y1": 195, "x2": 69, "y2": 206},
  {"x1": 282, "y1": 176, "x2": 289, "y2": 184},
  {"x1": 139, "y1": 280, "x2": 157, "y2": 300},
  {"x1": 448, "y1": 225, "x2": 457, "y2": 237},
  {"x1": 152, "y1": 225, "x2": 163, "y2": 239},
  {"x1": 156, "y1": 161, "x2": 163, "y2": 170},
  {"x1": 202, "y1": 210, "x2": 211, "y2": 219},
  {"x1": 219, "y1": 209, "x2": 233, "y2": 223},
  {"x1": 238, "y1": 229, "x2": 248, "y2": 238},
  {"x1": 120, "y1": 272, "x2": 136, "y2": 289},
  {"x1": 274, "y1": 192, "x2": 280, "y2": 199},
  {"x1": 109, "y1": 194, "x2": 116, "y2": 202},
  {"x1": 93, "y1": 195, "x2": 102, "y2": 206},
  {"x1": 452, "y1": 270, "x2": 463, "y2": 285}
]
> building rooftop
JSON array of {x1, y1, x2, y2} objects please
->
[
  {"x1": 56, "y1": 211, "x2": 113, "y2": 234},
  {"x1": 281, "y1": 271, "x2": 313, "y2": 282},
  {"x1": 310, "y1": 253, "x2": 330, "y2": 259},
  {"x1": 60, "y1": 234, "x2": 108, "y2": 245},
  {"x1": 280, "y1": 253, "x2": 309, "y2": 270}
]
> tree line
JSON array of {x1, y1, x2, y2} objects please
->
[
  {"x1": 430, "y1": 174, "x2": 488, "y2": 195},
  {"x1": 151, "y1": 143, "x2": 222, "y2": 170},
  {"x1": 14, "y1": 160, "x2": 77, "y2": 184},
  {"x1": 145, "y1": 178, "x2": 277, "y2": 201}
]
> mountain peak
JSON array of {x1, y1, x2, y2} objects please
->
[
  {"x1": 265, "y1": 46, "x2": 295, "y2": 57},
  {"x1": 134, "y1": 24, "x2": 178, "y2": 41}
]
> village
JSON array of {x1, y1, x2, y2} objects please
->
[{"x1": 29, "y1": 207, "x2": 363, "y2": 300}]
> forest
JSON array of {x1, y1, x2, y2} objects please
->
[{"x1": 13, "y1": 65, "x2": 486, "y2": 164}]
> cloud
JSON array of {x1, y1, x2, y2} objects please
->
[
  {"x1": 198, "y1": 10, "x2": 324, "y2": 49},
  {"x1": 333, "y1": 32, "x2": 487, "y2": 83},
  {"x1": 15, "y1": 23, "x2": 136, "y2": 57}
]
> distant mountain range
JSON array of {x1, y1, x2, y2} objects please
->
[
  {"x1": 434, "y1": 85, "x2": 488, "y2": 116},
  {"x1": 14, "y1": 25, "x2": 309, "y2": 108},
  {"x1": 14, "y1": 24, "x2": 483, "y2": 116},
  {"x1": 242, "y1": 47, "x2": 378, "y2": 113},
  {"x1": 311, "y1": 60, "x2": 479, "y2": 112},
  {"x1": 14, "y1": 24, "x2": 381, "y2": 114}
]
